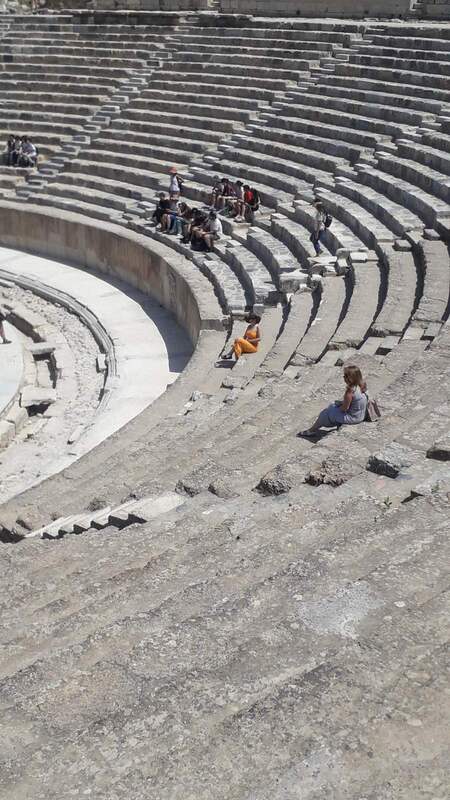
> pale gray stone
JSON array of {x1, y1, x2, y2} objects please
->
[{"x1": 367, "y1": 443, "x2": 415, "y2": 478}]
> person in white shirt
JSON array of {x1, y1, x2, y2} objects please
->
[
  {"x1": 169, "y1": 166, "x2": 183, "y2": 197},
  {"x1": 19, "y1": 136, "x2": 37, "y2": 167},
  {"x1": 192, "y1": 210, "x2": 222, "y2": 252},
  {"x1": 203, "y1": 211, "x2": 222, "y2": 251}
]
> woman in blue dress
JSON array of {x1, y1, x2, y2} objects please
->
[{"x1": 301, "y1": 365, "x2": 367, "y2": 437}]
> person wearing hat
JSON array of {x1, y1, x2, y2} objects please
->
[
  {"x1": 169, "y1": 166, "x2": 184, "y2": 197},
  {"x1": 220, "y1": 312, "x2": 261, "y2": 362}
]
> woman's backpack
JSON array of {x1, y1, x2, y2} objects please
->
[
  {"x1": 365, "y1": 395, "x2": 381, "y2": 422},
  {"x1": 324, "y1": 212, "x2": 333, "y2": 228}
]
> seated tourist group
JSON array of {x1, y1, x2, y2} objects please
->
[
  {"x1": 3, "y1": 134, "x2": 38, "y2": 167},
  {"x1": 152, "y1": 168, "x2": 261, "y2": 252}
]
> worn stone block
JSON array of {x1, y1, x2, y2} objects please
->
[
  {"x1": 367, "y1": 444, "x2": 415, "y2": 479},
  {"x1": 427, "y1": 436, "x2": 450, "y2": 461}
]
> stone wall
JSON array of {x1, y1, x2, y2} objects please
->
[
  {"x1": 218, "y1": 0, "x2": 413, "y2": 17},
  {"x1": 423, "y1": 0, "x2": 450, "y2": 18},
  {"x1": 0, "y1": 202, "x2": 223, "y2": 345},
  {"x1": 43, "y1": 0, "x2": 210, "y2": 10}
]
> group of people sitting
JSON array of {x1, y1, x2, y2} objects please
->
[
  {"x1": 208, "y1": 176, "x2": 260, "y2": 223},
  {"x1": 151, "y1": 168, "x2": 261, "y2": 253},
  {"x1": 3, "y1": 135, "x2": 38, "y2": 168},
  {"x1": 152, "y1": 196, "x2": 223, "y2": 252}
]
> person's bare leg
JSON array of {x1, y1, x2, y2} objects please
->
[{"x1": 301, "y1": 415, "x2": 322, "y2": 436}]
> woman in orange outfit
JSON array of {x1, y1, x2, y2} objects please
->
[{"x1": 221, "y1": 313, "x2": 261, "y2": 362}]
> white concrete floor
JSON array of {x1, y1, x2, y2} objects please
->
[
  {"x1": 0, "y1": 322, "x2": 22, "y2": 418},
  {"x1": 0, "y1": 245, "x2": 193, "y2": 501}
]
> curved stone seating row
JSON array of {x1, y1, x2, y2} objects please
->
[
  {"x1": 332, "y1": 172, "x2": 425, "y2": 238},
  {"x1": 356, "y1": 163, "x2": 450, "y2": 236},
  {"x1": 6, "y1": 302, "x2": 449, "y2": 540},
  {"x1": 145, "y1": 223, "x2": 251, "y2": 314},
  {"x1": 412, "y1": 238, "x2": 450, "y2": 331}
]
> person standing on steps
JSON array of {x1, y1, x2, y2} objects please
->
[
  {"x1": 311, "y1": 199, "x2": 327, "y2": 255},
  {"x1": 220, "y1": 313, "x2": 261, "y2": 362},
  {"x1": 300, "y1": 365, "x2": 367, "y2": 437},
  {"x1": 168, "y1": 166, "x2": 183, "y2": 198},
  {"x1": 0, "y1": 306, "x2": 11, "y2": 344}
]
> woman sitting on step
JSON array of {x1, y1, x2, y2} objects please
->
[
  {"x1": 221, "y1": 313, "x2": 262, "y2": 362},
  {"x1": 300, "y1": 365, "x2": 367, "y2": 437}
]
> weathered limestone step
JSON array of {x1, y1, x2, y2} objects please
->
[
  {"x1": 256, "y1": 289, "x2": 314, "y2": 378},
  {"x1": 148, "y1": 78, "x2": 277, "y2": 103},
  {"x1": 349, "y1": 52, "x2": 450, "y2": 76},
  {"x1": 316, "y1": 185, "x2": 395, "y2": 250},
  {"x1": 311, "y1": 76, "x2": 445, "y2": 114},
  {"x1": 214, "y1": 240, "x2": 280, "y2": 305},
  {"x1": 369, "y1": 33, "x2": 450, "y2": 50},
  {"x1": 290, "y1": 275, "x2": 347, "y2": 365},
  {"x1": 79, "y1": 136, "x2": 194, "y2": 168},
  {"x1": 333, "y1": 174, "x2": 424, "y2": 237},
  {"x1": 246, "y1": 122, "x2": 364, "y2": 162},
  {"x1": 246, "y1": 225, "x2": 311, "y2": 285},
  {"x1": 329, "y1": 253, "x2": 381, "y2": 349},
  {"x1": 357, "y1": 163, "x2": 450, "y2": 232},
  {"x1": 371, "y1": 245, "x2": 419, "y2": 337},
  {"x1": 421, "y1": 130, "x2": 450, "y2": 155},
  {"x1": 147, "y1": 68, "x2": 292, "y2": 92},
  {"x1": 127, "y1": 97, "x2": 257, "y2": 123},
  {"x1": 222, "y1": 135, "x2": 348, "y2": 176},
  {"x1": 396, "y1": 138, "x2": 450, "y2": 178},
  {"x1": 171, "y1": 49, "x2": 314, "y2": 72},
  {"x1": 271, "y1": 99, "x2": 410, "y2": 139},
  {"x1": 375, "y1": 150, "x2": 450, "y2": 204},
  {"x1": 269, "y1": 213, "x2": 318, "y2": 268},
  {"x1": 147, "y1": 226, "x2": 248, "y2": 315},
  {"x1": 140, "y1": 84, "x2": 266, "y2": 109},
  {"x1": 320, "y1": 71, "x2": 450, "y2": 106},
  {"x1": 334, "y1": 60, "x2": 450, "y2": 93},
  {"x1": 104, "y1": 126, "x2": 215, "y2": 155},
  {"x1": 412, "y1": 238, "x2": 450, "y2": 327},
  {"x1": 45, "y1": 171, "x2": 156, "y2": 205},
  {"x1": 291, "y1": 85, "x2": 430, "y2": 127},
  {"x1": 125, "y1": 106, "x2": 239, "y2": 133},
  {"x1": 28, "y1": 192, "x2": 124, "y2": 225},
  {"x1": 354, "y1": 42, "x2": 450, "y2": 62},
  {"x1": 108, "y1": 492, "x2": 184, "y2": 526}
]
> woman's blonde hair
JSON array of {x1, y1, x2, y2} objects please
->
[{"x1": 344, "y1": 365, "x2": 364, "y2": 388}]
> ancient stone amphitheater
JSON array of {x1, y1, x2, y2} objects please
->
[{"x1": 0, "y1": 1, "x2": 449, "y2": 797}]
